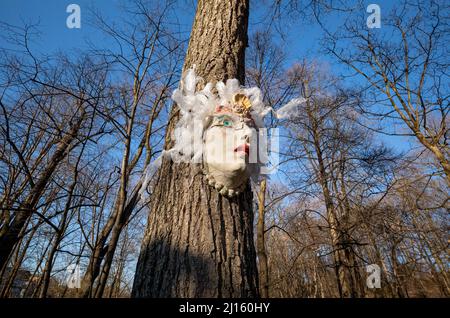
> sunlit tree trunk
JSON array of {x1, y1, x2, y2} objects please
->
[
  {"x1": 132, "y1": 0, "x2": 259, "y2": 297},
  {"x1": 0, "y1": 108, "x2": 86, "y2": 272},
  {"x1": 257, "y1": 179, "x2": 269, "y2": 297},
  {"x1": 302, "y1": 81, "x2": 354, "y2": 297}
]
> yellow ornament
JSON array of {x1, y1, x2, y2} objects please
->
[{"x1": 233, "y1": 93, "x2": 252, "y2": 115}]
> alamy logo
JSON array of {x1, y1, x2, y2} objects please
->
[
  {"x1": 66, "y1": 4, "x2": 81, "y2": 29},
  {"x1": 66, "y1": 264, "x2": 81, "y2": 288},
  {"x1": 366, "y1": 4, "x2": 381, "y2": 29},
  {"x1": 366, "y1": 264, "x2": 381, "y2": 289}
]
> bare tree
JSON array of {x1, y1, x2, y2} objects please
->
[
  {"x1": 76, "y1": 1, "x2": 182, "y2": 297},
  {"x1": 326, "y1": 0, "x2": 449, "y2": 183},
  {"x1": 0, "y1": 27, "x2": 109, "y2": 272}
]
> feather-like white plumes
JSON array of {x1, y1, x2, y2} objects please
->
[
  {"x1": 138, "y1": 68, "x2": 306, "y2": 201},
  {"x1": 169, "y1": 69, "x2": 218, "y2": 163},
  {"x1": 182, "y1": 67, "x2": 199, "y2": 95},
  {"x1": 170, "y1": 68, "x2": 300, "y2": 167},
  {"x1": 216, "y1": 79, "x2": 240, "y2": 104},
  {"x1": 139, "y1": 152, "x2": 165, "y2": 200},
  {"x1": 243, "y1": 87, "x2": 270, "y2": 128},
  {"x1": 158, "y1": 70, "x2": 307, "y2": 172},
  {"x1": 275, "y1": 98, "x2": 306, "y2": 119}
]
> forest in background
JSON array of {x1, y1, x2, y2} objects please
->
[{"x1": 0, "y1": 0, "x2": 448, "y2": 298}]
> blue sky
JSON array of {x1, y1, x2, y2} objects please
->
[
  {"x1": 0, "y1": 0, "x2": 397, "y2": 61},
  {"x1": 0, "y1": 0, "x2": 414, "y2": 154},
  {"x1": 0, "y1": 0, "x2": 194, "y2": 52}
]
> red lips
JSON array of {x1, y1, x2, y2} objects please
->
[{"x1": 234, "y1": 144, "x2": 250, "y2": 155}]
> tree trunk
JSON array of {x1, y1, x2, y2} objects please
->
[
  {"x1": 0, "y1": 219, "x2": 36, "y2": 297},
  {"x1": 0, "y1": 108, "x2": 85, "y2": 272},
  {"x1": 132, "y1": 0, "x2": 259, "y2": 297},
  {"x1": 39, "y1": 168, "x2": 78, "y2": 298},
  {"x1": 256, "y1": 179, "x2": 269, "y2": 297},
  {"x1": 302, "y1": 81, "x2": 353, "y2": 298}
]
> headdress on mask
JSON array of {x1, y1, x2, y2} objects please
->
[{"x1": 139, "y1": 67, "x2": 306, "y2": 199}]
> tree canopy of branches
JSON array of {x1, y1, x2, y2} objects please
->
[{"x1": 0, "y1": 0, "x2": 448, "y2": 298}]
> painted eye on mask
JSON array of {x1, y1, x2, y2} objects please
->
[
  {"x1": 215, "y1": 115, "x2": 233, "y2": 128},
  {"x1": 223, "y1": 119, "x2": 233, "y2": 127}
]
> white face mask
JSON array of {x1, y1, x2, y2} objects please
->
[{"x1": 203, "y1": 112, "x2": 257, "y2": 197}]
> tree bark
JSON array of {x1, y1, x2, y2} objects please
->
[
  {"x1": 256, "y1": 179, "x2": 269, "y2": 297},
  {"x1": 132, "y1": 0, "x2": 259, "y2": 297}
]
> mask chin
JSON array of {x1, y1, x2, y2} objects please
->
[{"x1": 204, "y1": 163, "x2": 248, "y2": 197}]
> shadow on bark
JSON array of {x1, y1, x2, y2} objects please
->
[{"x1": 132, "y1": 238, "x2": 216, "y2": 298}]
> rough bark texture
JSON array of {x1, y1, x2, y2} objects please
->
[
  {"x1": 132, "y1": 0, "x2": 259, "y2": 297},
  {"x1": 256, "y1": 179, "x2": 269, "y2": 297}
]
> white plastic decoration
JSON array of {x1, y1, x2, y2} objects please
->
[{"x1": 140, "y1": 67, "x2": 305, "y2": 198}]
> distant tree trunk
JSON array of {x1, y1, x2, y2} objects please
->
[
  {"x1": 132, "y1": 0, "x2": 259, "y2": 297},
  {"x1": 0, "y1": 108, "x2": 85, "y2": 272},
  {"x1": 390, "y1": 244, "x2": 408, "y2": 298},
  {"x1": 39, "y1": 151, "x2": 82, "y2": 298},
  {"x1": 334, "y1": 162, "x2": 365, "y2": 297},
  {"x1": 302, "y1": 81, "x2": 353, "y2": 298},
  {"x1": 257, "y1": 179, "x2": 269, "y2": 297},
  {"x1": 0, "y1": 218, "x2": 36, "y2": 297}
]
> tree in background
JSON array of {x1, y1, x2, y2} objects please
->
[{"x1": 326, "y1": 0, "x2": 449, "y2": 184}]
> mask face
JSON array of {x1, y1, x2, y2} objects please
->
[{"x1": 203, "y1": 112, "x2": 256, "y2": 197}]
